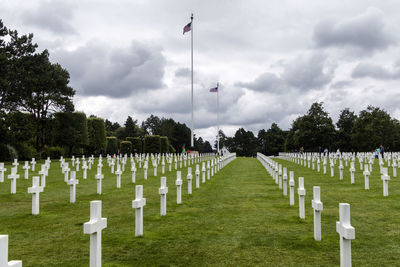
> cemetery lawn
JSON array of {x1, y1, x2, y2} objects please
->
[{"x1": 1, "y1": 157, "x2": 400, "y2": 266}]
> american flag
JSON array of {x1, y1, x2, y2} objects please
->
[
  {"x1": 209, "y1": 86, "x2": 218, "y2": 92},
  {"x1": 183, "y1": 22, "x2": 191, "y2": 34}
]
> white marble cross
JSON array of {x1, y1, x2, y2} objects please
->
[
  {"x1": 278, "y1": 164, "x2": 283, "y2": 189},
  {"x1": 30, "y1": 158, "x2": 36, "y2": 172},
  {"x1": 131, "y1": 164, "x2": 136, "y2": 183},
  {"x1": 330, "y1": 160, "x2": 335, "y2": 177},
  {"x1": 161, "y1": 159, "x2": 165, "y2": 174},
  {"x1": 381, "y1": 167, "x2": 390, "y2": 197},
  {"x1": 95, "y1": 168, "x2": 104, "y2": 195},
  {"x1": 82, "y1": 161, "x2": 88, "y2": 179},
  {"x1": 22, "y1": 161, "x2": 30, "y2": 179},
  {"x1": 349, "y1": 162, "x2": 355, "y2": 184},
  {"x1": 28, "y1": 176, "x2": 44, "y2": 215},
  {"x1": 210, "y1": 160, "x2": 214, "y2": 177},
  {"x1": 282, "y1": 167, "x2": 287, "y2": 196},
  {"x1": 0, "y1": 163, "x2": 7, "y2": 182},
  {"x1": 76, "y1": 158, "x2": 80, "y2": 172},
  {"x1": 159, "y1": 177, "x2": 168, "y2": 216},
  {"x1": 363, "y1": 164, "x2": 370, "y2": 190},
  {"x1": 207, "y1": 161, "x2": 210, "y2": 180},
  {"x1": 187, "y1": 167, "x2": 193, "y2": 195},
  {"x1": 8, "y1": 167, "x2": 19, "y2": 194},
  {"x1": 323, "y1": 158, "x2": 327, "y2": 174},
  {"x1": 289, "y1": 171, "x2": 295, "y2": 206},
  {"x1": 12, "y1": 159, "x2": 19, "y2": 169},
  {"x1": 0, "y1": 235, "x2": 22, "y2": 267},
  {"x1": 202, "y1": 162, "x2": 206, "y2": 183},
  {"x1": 339, "y1": 163, "x2": 344, "y2": 180},
  {"x1": 176, "y1": 171, "x2": 182, "y2": 204},
  {"x1": 298, "y1": 177, "x2": 306, "y2": 219},
  {"x1": 64, "y1": 164, "x2": 70, "y2": 183},
  {"x1": 392, "y1": 160, "x2": 397, "y2": 177},
  {"x1": 115, "y1": 164, "x2": 122, "y2": 189},
  {"x1": 110, "y1": 160, "x2": 115, "y2": 174},
  {"x1": 68, "y1": 171, "x2": 79, "y2": 203},
  {"x1": 143, "y1": 162, "x2": 148, "y2": 180},
  {"x1": 132, "y1": 185, "x2": 146, "y2": 236},
  {"x1": 38, "y1": 164, "x2": 47, "y2": 187},
  {"x1": 84, "y1": 200, "x2": 107, "y2": 267},
  {"x1": 336, "y1": 203, "x2": 355, "y2": 267},
  {"x1": 195, "y1": 164, "x2": 200, "y2": 188},
  {"x1": 153, "y1": 161, "x2": 157, "y2": 177},
  {"x1": 317, "y1": 158, "x2": 320, "y2": 172},
  {"x1": 312, "y1": 186, "x2": 323, "y2": 241}
]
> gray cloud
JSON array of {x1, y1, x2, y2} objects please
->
[
  {"x1": 351, "y1": 62, "x2": 400, "y2": 79},
  {"x1": 236, "y1": 53, "x2": 334, "y2": 93},
  {"x1": 313, "y1": 7, "x2": 395, "y2": 55},
  {"x1": 330, "y1": 80, "x2": 354, "y2": 89},
  {"x1": 175, "y1": 67, "x2": 191, "y2": 77},
  {"x1": 52, "y1": 41, "x2": 166, "y2": 98},
  {"x1": 23, "y1": 1, "x2": 76, "y2": 34}
]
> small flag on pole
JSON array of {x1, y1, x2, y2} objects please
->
[
  {"x1": 183, "y1": 22, "x2": 192, "y2": 34},
  {"x1": 209, "y1": 84, "x2": 218, "y2": 92}
]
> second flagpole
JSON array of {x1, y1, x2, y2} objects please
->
[{"x1": 190, "y1": 13, "x2": 194, "y2": 148}]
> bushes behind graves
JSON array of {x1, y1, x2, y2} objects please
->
[
  {"x1": 0, "y1": 144, "x2": 18, "y2": 161},
  {"x1": 106, "y1": 137, "x2": 118, "y2": 155},
  {"x1": 42, "y1": 146, "x2": 65, "y2": 159},
  {"x1": 87, "y1": 117, "x2": 106, "y2": 155},
  {"x1": 160, "y1": 136, "x2": 169, "y2": 153},
  {"x1": 169, "y1": 144, "x2": 176, "y2": 153},
  {"x1": 144, "y1": 135, "x2": 161, "y2": 153},
  {"x1": 15, "y1": 143, "x2": 36, "y2": 160},
  {"x1": 127, "y1": 137, "x2": 142, "y2": 154},
  {"x1": 120, "y1": 141, "x2": 132, "y2": 155}
]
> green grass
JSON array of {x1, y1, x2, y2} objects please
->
[{"x1": 1, "y1": 156, "x2": 399, "y2": 266}]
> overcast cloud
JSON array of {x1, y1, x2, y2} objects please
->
[{"x1": 2, "y1": 0, "x2": 400, "y2": 144}]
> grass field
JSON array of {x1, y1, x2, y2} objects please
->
[{"x1": 1, "y1": 156, "x2": 400, "y2": 266}]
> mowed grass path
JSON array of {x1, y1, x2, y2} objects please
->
[{"x1": 1, "y1": 157, "x2": 399, "y2": 266}]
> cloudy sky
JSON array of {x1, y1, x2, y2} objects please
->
[{"x1": 2, "y1": 0, "x2": 400, "y2": 144}]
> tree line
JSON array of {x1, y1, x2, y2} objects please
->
[
  {"x1": 0, "y1": 19, "x2": 212, "y2": 161},
  {"x1": 219, "y1": 102, "x2": 400, "y2": 157}
]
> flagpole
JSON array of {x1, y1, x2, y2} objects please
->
[
  {"x1": 217, "y1": 83, "x2": 220, "y2": 153},
  {"x1": 190, "y1": 13, "x2": 194, "y2": 148}
]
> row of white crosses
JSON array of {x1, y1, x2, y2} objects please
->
[
  {"x1": 257, "y1": 153, "x2": 355, "y2": 267},
  {"x1": 280, "y1": 152, "x2": 395, "y2": 197}
]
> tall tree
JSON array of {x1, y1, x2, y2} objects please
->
[
  {"x1": 265, "y1": 123, "x2": 285, "y2": 156},
  {"x1": 336, "y1": 108, "x2": 357, "y2": 151},
  {"x1": 124, "y1": 116, "x2": 138, "y2": 137}
]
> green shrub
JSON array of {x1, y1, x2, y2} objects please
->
[
  {"x1": 15, "y1": 143, "x2": 36, "y2": 160},
  {"x1": 42, "y1": 146, "x2": 65, "y2": 159},
  {"x1": 120, "y1": 141, "x2": 132, "y2": 155},
  {"x1": 0, "y1": 143, "x2": 11, "y2": 161},
  {"x1": 169, "y1": 144, "x2": 176, "y2": 153},
  {"x1": 144, "y1": 135, "x2": 161, "y2": 153},
  {"x1": 160, "y1": 136, "x2": 169, "y2": 153},
  {"x1": 87, "y1": 117, "x2": 106, "y2": 155},
  {"x1": 106, "y1": 137, "x2": 118, "y2": 155},
  {"x1": 127, "y1": 137, "x2": 142, "y2": 154}
]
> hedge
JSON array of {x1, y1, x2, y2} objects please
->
[
  {"x1": 160, "y1": 136, "x2": 169, "y2": 153},
  {"x1": 106, "y1": 137, "x2": 118, "y2": 155},
  {"x1": 144, "y1": 135, "x2": 161, "y2": 153},
  {"x1": 120, "y1": 141, "x2": 132, "y2": 155},
  {"x1": 87, "y1": 117, "x2": 106, "y2": 155},
  {"x1": 127, "y1": 137, "x2": 142, "y2": 154}
]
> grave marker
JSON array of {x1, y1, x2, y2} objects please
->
[
  {"x1": 336, "y1": 203, "x2": 355, "y2": 267},
  {"x1": 312, "y1": 186, "x2": 323, "y2": 241},
  {"x1": 28, "y1": 176, "x2": 44, "y2": 215},
  {"x1": 298, "y1": 177, "x2": 306, "y2": 219},
  {"x1": 176, "y1": 171, "x2": 182, "y2": 204},
  {"x1": 84, "y1": 200, "x2": 107, "y2": 267},
  {"x1": 159, "y1": 177, "x2": 168, "y2": 216},
  {"x1": 289, "y1": 171, "x2": 295, "y2": 206},
  {"x1": 132, "y1": 185, "x2": 146, "y2": 236},
  {"x1": 8, "y1": 168, "x2": 19, "y2": 194},
  {"x1": 0, "y1": 235, "x2": 22, "y2": 267}
]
